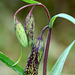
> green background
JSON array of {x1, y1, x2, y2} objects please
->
[{"x1": 0, "y1": 0, "x2": 75, "y2": 75}]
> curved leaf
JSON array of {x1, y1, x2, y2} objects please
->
[
  {"x1": 0, "y1": 52, "x2": 24, "y2": 75},
  {"x1": 49, "y1": 40, "x2": 75, "y2": 75},
  {"x1": 22, "y1": 0, "x2": 40, "y2": 4},
  {"x1": 49, "y1": 13, "x2": 75, "y2": 28}
]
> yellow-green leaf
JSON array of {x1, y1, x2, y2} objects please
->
[
  {"x1": 22, "y1": 0, "x2": 40, "y2": 4},
  {"x1": 49, "y1": 13, "x2": 75, "y2": 28}
]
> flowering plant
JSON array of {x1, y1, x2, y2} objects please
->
[{"x1": 0, "y1": 0, "x2": 75, "y2": 75}]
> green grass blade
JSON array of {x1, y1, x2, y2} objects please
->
[
  {"x1": 0, "y1": 52, "x2": 24, "y2": 75},
  {"x1": 22, "y1": 0, "x2": 40, "y2": 4},
  {"x1": 49, "y1": 13, "x2": 75, "y2": 28},
  {"x1": 49, "y1": 40, "x2": 75, "y2": 75}
]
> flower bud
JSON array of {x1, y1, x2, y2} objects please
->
[
  {"x1": 34, "y1": 38, "x2": 44, "y2": 63},
  {"x1": 25, "y1": 12, "x2": 35, "y2": 47},
  {"x1": 15, "y1": 21, "x2": 28, "y2": 47},
  {"x1": 24, "y1": 37, "x2": 44, "y2": 75}
]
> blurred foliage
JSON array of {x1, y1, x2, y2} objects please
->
[{"x1": 0, "y1": 0, "x2": 75, "y2": 75}]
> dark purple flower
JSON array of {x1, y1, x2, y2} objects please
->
[
  {"x1": 23, "y1": 37, "x2": 44, "y2": 75},
  {"x1": 24, "y1": 7, "x2": 35, "y2": 47}
]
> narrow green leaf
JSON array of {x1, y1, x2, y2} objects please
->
[
  {"x1": 49, "y1": 40, "x2": 75, "y2": 75},
  {"x1": 22, "y1": 0, "x2": 40, "y2": 4},
  {"x1": 49, "y1": 13, "x2": 75, "y2": 28},
  {"x1": 0, "y1": 52, "x2": 24, "y2": 75}
]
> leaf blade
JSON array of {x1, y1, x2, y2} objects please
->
[
  {"x1": 49, "y1": 13, "x2": 75, "y2": 28},
  {"x1": 0, "y1": 52, "x2": 24, "y2": 75},
  {"x1": 22, "y1": 0, "x2": 40, "y2": 4},
  {"x1": 49, "y1": 40, "x2": 75, "y2": 75}
]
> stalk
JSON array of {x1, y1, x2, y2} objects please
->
[
  {"x1": 43, "y1": 28, "x2": 52, "y2": 75},
  {"x1": 14, "y1": 3, "x2": 50, "y2": 23},
  {"x1": 14, "y1": 3, "x2": 52, "y2": 75},
  {"x1": 39, "y1": 25, "x2": 49, "y2": 39}
]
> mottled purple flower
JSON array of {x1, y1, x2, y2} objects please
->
[
  {"x1": 24, "y1": 7, "x2": 35, "y2": 47},
  {"x1": 24, "y1": 37, "x2": 44, "y2": 75}
]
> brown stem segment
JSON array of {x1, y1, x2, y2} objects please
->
[
  {"x1": 14, "y1": 3, "x2": 52, "y2": 75},
  {"x1": 14, "y1": 3, "x2": 50, "y2": 23},
  {"x1": 39, "y1": 25, "x2": 49, "y2": 39},
  {"x1": 43, "y1": 28, "x2": 52, "y2": 75}
]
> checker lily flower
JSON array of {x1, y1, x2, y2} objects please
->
[
  {"x1": 23, "y1": 37, "x2": 44, "y2": 75},
  {"x1": 14, "y1": 5, "x2": 46, "y2": 74}
]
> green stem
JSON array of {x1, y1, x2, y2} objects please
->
[{"x1": 12, "y1": 46, "x2": 23, "y2": 66}]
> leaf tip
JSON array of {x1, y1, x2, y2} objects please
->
[{"x1": 22, "y1": 0, "x2": 40, "y2": 4}]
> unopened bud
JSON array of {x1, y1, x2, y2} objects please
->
[
  {"x1": 15, "y1": 21, "x2": 28, "y2": 47},
  {"x1": 24, "y1": 37, "x2": 44, "y2": 75},
  {"x1": 25, "y1": 11, "x2": 35, "y2": 47},
  {"x1": 34, "y1": 37, "x2": 44, "y2": 63}
]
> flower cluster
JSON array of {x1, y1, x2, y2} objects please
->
[{"x1": 14, "y1": 5, "x2": 46, "y2": 75}]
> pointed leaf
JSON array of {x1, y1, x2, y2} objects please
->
[
  {"x1": 22, "y1": 0, "x2": 40, "y2": 4},
  {"x1": 0, "y1": 52, "x2": 24, "y2": 75},
  {"x1": 49, "y1": 40, "x2": 75, "y2": 75},
  {"x1": 49, "y1": 13, "x2": 75, "y2": 28}
]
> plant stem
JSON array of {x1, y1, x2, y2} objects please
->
[
  {"x1": 14, "y1": 3, "x2": 52, "y2": 75},
  {"x1": 39, "y1": 25, "x2": 49, "y2": 38},
  {"x1": 43, "y1": 28, "x2": 52, "y2": 75},
  {"x1": 14, "y1": 3, "x2": 50, "y2": 23}
]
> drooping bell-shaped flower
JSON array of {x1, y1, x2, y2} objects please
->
[
  {"x1": 23, "y1": 37, "x2": 44, "y2": 75},
  {"x1": 12, "y1": 18, "x2": 28, "y2": 66},
  {"x1": 24, "y1": 8, "x2": 35, "y2": 47},
  {"x1": 14, "y1": 19, "x2": 28, "y2": 47}
]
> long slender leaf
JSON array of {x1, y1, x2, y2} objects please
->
[
  {"x1": 0, "y1": 52, "x2": 24, "y2": 75},
  {"x1": 49, "y1": 40, "x2": 75, "y2": 75},
  {"x1": 22, "y1": 0, "x2": 40, "y2": 4},
  {"x1": 49, "y1": 13, "x2": 75, "y2": 28}
]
